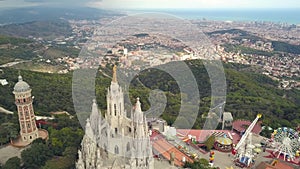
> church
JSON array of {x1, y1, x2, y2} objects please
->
[{"x1": 76, "y1": 66, "x2": 154, "y2": 169}]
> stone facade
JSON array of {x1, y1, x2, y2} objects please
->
[{"x1": 76, "y1": 66, "x2": 154, "y2": 169}]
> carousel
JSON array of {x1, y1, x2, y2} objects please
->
[{"x1": 214, "y1": 136, "x2": 233, "y2": 152}]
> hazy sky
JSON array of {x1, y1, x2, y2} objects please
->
[{"x1": 1, "y1": 0, "x2": 300, "y2": 9}]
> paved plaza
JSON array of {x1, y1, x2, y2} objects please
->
[{"x1": 0, "y1": 145, "x2": 24, "y2": 164}]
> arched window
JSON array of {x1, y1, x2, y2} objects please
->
[
  {"x1": 114, "y1": 104, "x2": 117, "y2": 116},
  {"x1": 114, "y1": 145, "x2": 119, "y2": 154},
  {"x1": 110, "y1": 104, "x2": 112, "y2": 115},
  {"x1": 127, "y1": 142, "x2": 130, "y2": 152}
]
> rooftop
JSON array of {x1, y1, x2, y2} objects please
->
[
  {"x1": 223, "y1": 112, "x2": 233, "y2": 121},
  {"x1": 255, "y1": 160, "x2": 296, "y2": 169},
  {"x1": 13, "y1": 75, "x2": 30, "y2": 93},
  {"x1": 176, "y1": 129, "x2": 241, "y2": 144}
]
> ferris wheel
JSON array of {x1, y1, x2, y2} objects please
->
[{"x1": 272, "y1": 127, "x2": 300, "y2": 161}]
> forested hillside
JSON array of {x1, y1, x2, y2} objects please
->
[
  {"x1": 0, "y1": 35, "x2": 80, "y2": 66},
  {"x1": 0, "y1": 60, "x2": 299, "y2": 130}
]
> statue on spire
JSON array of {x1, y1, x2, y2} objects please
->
[{"x1": 112, "y1": 65, "x2": 117, "y2": 83}]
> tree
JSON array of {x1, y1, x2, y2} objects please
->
[
  {"x1": 199, "y1": 158, "x2": 210, "y2": 166},
  {"x1": 55, "y1": 115, "x2": 81, "y2": 130},
  {"x1": 3, "y1": 157, "x2": 21, "y2": 169},
  {"x1": 21, "y1": 142, "x2": 53, "y2": 169},
  {"x1": 260, "y1": 128, "x2": 272, "y2": 138},
  {"x1": 63, "y1": 146, "x2": 78, "y2": 158},
  {"x1": 2, "y1": 123, "x2": 19, "y2": 141},
  {"x1": 184, "y1": 159, "x2": 212, "y2": 169},
  {"x1": 49, "y1": 127, "x2": 83, "y2": 155},
  {"x1": 32, "y1": 138, "x2": 46, "y2": 144},
  {"x1": 42, "y1": 147, "x2": 78, "y2": 169},
  {"x1": 0, "y1": 127, "x2": 8, "y2": 146},
  {"x1": 42, "y1": 157, "x2": 74, "y2": 169},
  {"x1": 204, "y1": 135, "x2": 216, "y2": 151},
  {"x1": 0, "y1": 122, "x2": 19, "y2": 145}
]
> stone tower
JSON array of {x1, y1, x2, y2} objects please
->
[{"x1": 13, "y1": 75, "x2": 39, "y2": 143}]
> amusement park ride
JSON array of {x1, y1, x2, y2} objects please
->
[
  {"x1": 232, "y1": 114, "x2": 300, "y2": 168},
  {"x1": 232, "y1": 114, "x2": 262, "y2": 167},
  {"x1": 271, "y1": 127, "x2": 300, "y2": 161}
]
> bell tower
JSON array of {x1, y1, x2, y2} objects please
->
[
  {"x1": 13, "y1": 75, "x2": 39, "y2": 143},
  {"x1": 106, "y1": 65, "x2": 126, "y2": 137}
]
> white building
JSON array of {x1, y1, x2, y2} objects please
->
[
  {"x1": 0, "y1": 79, "x2": 8, "y2": 86},
  {"x1": 76, "y1": 65, "x2": 154, "y2": 169}
]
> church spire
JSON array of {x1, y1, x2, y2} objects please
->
[
  {"x1": 90, "y1": 99, "x2": 101, "y2": 133},
  {"x1": 134, "y1": 97, "x2": 144, "y2": 124},
  {"x1": 85, "y1": 118, "x2": 95, "y2": 141},
  {"x1": 135, "y1": 97, "x2": 142, "y2": 113},
  {"x1": 112, "y1": 65, "x2": 117, "y2": 83}
]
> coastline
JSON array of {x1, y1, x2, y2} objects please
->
[{"x1": 125, "y1": 8, "x2": 300, "y2": 25}]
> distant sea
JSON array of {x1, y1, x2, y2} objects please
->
[{"x1": 127, "y1": 9, "x2": 300, "y2": 25}]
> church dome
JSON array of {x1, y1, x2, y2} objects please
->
[{"x1": 14, "y1": 75, "x2": 30, "y2": 92}]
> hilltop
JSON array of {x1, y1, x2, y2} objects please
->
[
  {"x1": 0, "y1": 35, "x2": 80, "y2": 72},
  {"x1": 0, "y1": 20, "x2": 72, "y2": 40},
  {"x1": 0, "y1": 7, "x2": 120, "y2": 25}
]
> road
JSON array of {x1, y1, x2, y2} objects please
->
[
  {"x1": 0, "y1": 106, "x2": 14, "y2": 115},
  {"x1": 0, "y1": 60, "x2": 29, "y2": 68}
]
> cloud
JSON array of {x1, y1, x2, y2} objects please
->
[
  {"x1": 88, "y1": 0, "x2": 300, "y2": 9},
  {"x1": 22, "y1": 0, "x2": 103, "y2": 7},
  {"x1": 0, "y1": 0, "x2": 102, "y2": 8},
  {"x1": 0, "y1": 0, "x2": 40, "y2": 8},
  {"x1": 1, "y1": 0, "x2": 300, "y2": 9},
  {"x1": 0, "y1": 0, "x2": 103, "y2": 9}
]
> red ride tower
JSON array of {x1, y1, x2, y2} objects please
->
[{"x1": 13, "y1": 75, "x2": 39, "y2": 143}]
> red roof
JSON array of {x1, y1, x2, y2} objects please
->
[
  {"x1": 176, "y1": 129, "x2": 241, "y2": 144},
  {"x1": 232, "y1": 120, "x2": 262, "y2": 134},
  {"x1": 151, "y1": 130, "x2": 193, "y2": 167}
]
